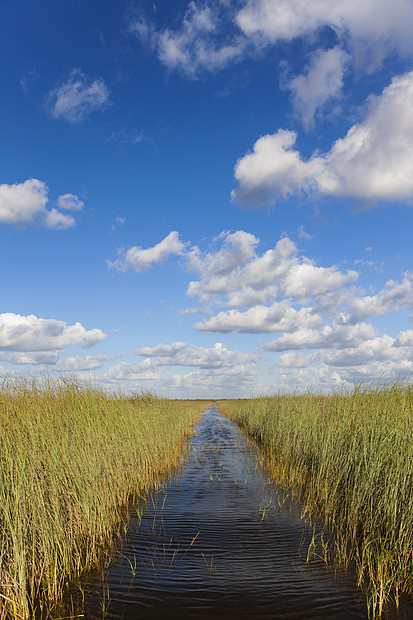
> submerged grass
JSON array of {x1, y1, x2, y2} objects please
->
[
  {"x1": 220, "y1": 383, "x2": 413, "y2": 616},
  {"x1": 0, "y1": 377, "x2": 208, "y2": 618}
]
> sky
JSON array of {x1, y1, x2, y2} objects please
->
[{"x1": 1, "y1": 0, "x2": 413, "y2": 398}]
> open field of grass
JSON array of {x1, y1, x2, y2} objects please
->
[
  {"x1": 0, "y1": 378, "x2": 209, "y2": 618},
  {"x1": 219, "y1": 384, "x2": 413, "y2": 617}
]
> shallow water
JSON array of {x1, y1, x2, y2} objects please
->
[{"x1": 66, "y1": 406, "x2": 413, "y2": 619}]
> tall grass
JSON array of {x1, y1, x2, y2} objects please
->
[
  {"x1": 221, "y1": 383, "x2": 413, "y2": 616},
  {"x1": 0, "y1": 377, "x2": 206, "y2": 618}
]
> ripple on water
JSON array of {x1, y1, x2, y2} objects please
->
[{"x1": 65, "y1": 406, "x2": 413, "y2": 620}]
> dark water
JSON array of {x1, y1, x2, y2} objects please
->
[{"x1": 66, "y1": 406, "x2": 413, "y2": 619}]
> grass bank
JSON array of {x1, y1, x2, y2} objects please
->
[
  {"x1": 0, "y1": 378, "x2": 208, "y2": 618},
  {"x1": 220, "y1": 384, "x2": 413, "y2": 616}
]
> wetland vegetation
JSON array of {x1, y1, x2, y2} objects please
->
[
  {"x1": 2, "y1": 377, "x2": 413, "y2": 619},
  {"x1": 0, "y1": 377, "x2": 209, "y2": 618},
  {"x1": 221, "y1": 383, "x2": 413, "y2": 617}
]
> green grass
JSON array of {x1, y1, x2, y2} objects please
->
[
  {"x1": 0, "y1": 377, "x2": 207, "y2": 618},
  {"x1": 220, "y1": 383, "x2": 413, "y2": 617}
]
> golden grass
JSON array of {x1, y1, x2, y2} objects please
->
[
  {"x1": 0, "y1": 377, "x2": 207, "y2": 618},
  {"x1": 220, "y1": 383, "x2": 413, "y2": 616}
]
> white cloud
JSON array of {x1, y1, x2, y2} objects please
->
[
  {"x1": 55, "y1": 355, "x2": 114, "y2": 372},
  {"x1": 130, "y1": 0, "x2": 413, "y2": 77},
  {"x1": 136, "y1": 340, "x2": 260, "y2": 368},
  {"x1": 194, "y1": 302, "x2": 322, "y2": 333},
  {"x1": 135, "y1": 342, "x2": 187, "y2": 358},
  {"x1": 47, "y1": 69, "x2": 110, "y2": 124},
  {"x1": 0, "y1": 179, "x2": 79, "y2": 229},
  {"x1": 0, "y1": 313, "x2": 106, "y2": 352},
  {"x1": 101, "y1": 341, "x2": 262, "y2": 398},
  {"x1": 348, "y1": 273, "x2": 413, "y2": 322},
  {"x1": 276, "y1": 349, "x2": 413, "y2": 393},
  {"x1": 109, "y1": 231, "x2": 186, "y2": 272},
  {"x1": 0, "y1": 351, "x2": 61, "y2": 365},
  {"x1": 232, "y1": 71, "x2": 413, "y2": 206},
  {"x1": 323, "y1": 335, "x2": 406, "y2": 367},
  {"x1": 102, "y1": 360, "x2": 261, "y2": 398},
  {"x1": 264, "y1": 321, "x2": 377, "y2": 351},
  {"x1": 0, "y1": 179, "x2": 48, "y2": 226},
  {"x1": 189, "y1": 230, "x2": 259, "y2": 275},
  {"x1": 186, "y1": 232, "x2": 357, "y2": 312},
  {"x1": 395, "y1": 330, "x2": 413, "y2": 347},
  {"x1": 111, "y1": 230, "x2": 359, "y2": 318},
  {"x1": 105, "y1": 360, "x2": 162, "y2": 384},
  {"x1": 43, "y1": 208, "x2": 75, "y2": 230},
  {"x1": 236, "y1": 0, "x2": 413, "y2": 72},
  {"x1": 57, "y1": 193, "x2": 84, "y2": 211},
  {"x1": 231, "y1": 130, "x2": 321, "y2": 206},
  {"x1": 187, "y1": 233, "x2": 296, "y2": 307},
  {"x1": 281, "y1": 263, "x2": 358, "y2": 299},
  {"x1": 286, "y1": 47, "x2": 350, "y2": 129},
  {"x1": 128, "y1": 2, "x2": 245, "y2": 78}
]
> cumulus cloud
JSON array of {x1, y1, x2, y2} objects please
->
[
  {"x1": 231, "y1": 130, "x2": 319, "y2": 206},
  {"x1": 105, "y1": 360, "x2": 162, "y2": 384},
  {"x1": 0, "y1": 313, "x2": 106, "y2": 352},
  {"x1": 348, "y1": 273, "x2": 413, "y2": 322},
  {"x1": 57, "y1": 193, "x2": 84, "y2": 211},
  {"x1": 395, "y1": 330, "x2": 413, "y2": 347},
  {"x1": 0, "y1": 179, "x2": 48, "y2": 226},
  {"x1": 236, "y1": 0, "x2": 413, "y2": 72},
  {"x1": 323, "y1": 335, "x2": 406, "y2": 367},
  {"x1": 286, "y1": 47, "x2": 351, "y2": 129},
  {"x1": 232, "y1": 71, "x2": 413, "y2": 206},
  {"x1": 129, "y1": 0, "x2": 413, "y2": 77},
  {"x1": 102, "y1": 341, "x2": 262, "y2": 398},
  {"x1": 102, "y1": 360, "x2": 261, "y2": 398},
  {"x1": 186, "y1": 232, "x2": 357, "y2": 312},
  {"x1": 277, "y1": 349, "x2": 413, "y2": 393},
  {"x1": 109, "y1": 229, "x2": 359, "y2": 319},
  {"x1": 187, "y1": 233, "x2": 295, "y2": 307},
  {"x1": 264, "y1": 321, "x2": 377, "y2": 351},
  {"x1": 194, "y1": 302, "x2": 322, "y2": 333},
  {"x1": 109, "y1": 231, "x2": 186, "y2": 272},
  {"x1": 136, "y1": 340, "x2": 260, "y2": 368},
  {"x1": 0, "y1": 179, "x2": 82, "y2": 229},
  {"x1": 43, "y1": 209, "x2": 75, "y2": 230},
  {"x1": 105, "y1": 228, "x2": 413, "y2": 394},
  {"x1": 0, "y1": 351, "x2": 61, "y2": 365},
  {"x1": 54, "y1": 354, "x2": 114, "y2": 372},
  {"x1": 46, "y1": 69, "x2": 110, "y2": 124},
  {"x1": 281, "y1": 263, "x2": 358, "y2": 299}
]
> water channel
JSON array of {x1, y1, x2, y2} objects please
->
[{"x1": 66, "y1": 406, "x2": 413, "y2": 619}]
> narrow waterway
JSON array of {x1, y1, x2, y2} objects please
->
[{"x1": 67, "y1": 406, "x2": 413, "y2": 619}]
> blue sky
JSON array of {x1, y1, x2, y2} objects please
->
[{"x1": 1, "y1": 0, "x2": 413, "y2": 397}]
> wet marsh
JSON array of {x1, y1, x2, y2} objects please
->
[{"x1": 59, "y1": 405, "x2": 413, "y2": 619}]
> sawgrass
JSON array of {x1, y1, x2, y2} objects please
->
[
  {"x1": 220, "y1": 383, "x2": 413, "y2": 616},
  {"x1": 0, "y1": 377, "x2": 206, "y2": 618}
]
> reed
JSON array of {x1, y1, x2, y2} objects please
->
[
  {"x1": 221, "y1": 383, "x2": 413, "y2": 616},
  {"x1": 0, "y1": 377, "x2": 205, "y2": 618}
]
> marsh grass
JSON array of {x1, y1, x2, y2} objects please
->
[
  {"x1": 220, "y1": 383, "x2": 413, "y2": 616},
  {"x1": 0, "y1": 377, "x2": 206, "y2": 618}
]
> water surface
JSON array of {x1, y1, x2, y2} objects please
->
[{"x1": 67, "y1": 406, "x2": 413, "y2": 619}]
